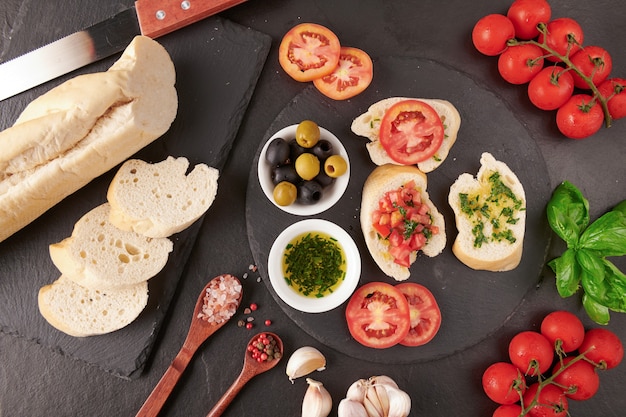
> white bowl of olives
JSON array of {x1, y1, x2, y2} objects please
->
[{"x1": 258, "y1": 121, "x2": 350, "y2": 216}]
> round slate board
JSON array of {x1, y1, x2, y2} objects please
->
[{"x1": 246, "y1": 56, "x2": 552, "y2": 364}]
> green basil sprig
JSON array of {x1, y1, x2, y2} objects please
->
[{"x1": 546, "y1": 181, "x2": 626, "y2": 325}]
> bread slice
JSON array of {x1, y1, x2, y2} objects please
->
[
  {"x1": 448, "y1": 152, "x2": 526, "y2": 271},
  {"x1": 360, "y1": 164, "x2": 446, "y2": 281},
  {"x1": 0, "y1": 35, "x2": 177, "y2": 243},
  {"x1": 49, "y1": 203, "x2": 173, "y2": 290},
  {"x1": 106, "y1": 157, "x2": 219, "y2": 238},
  {"x1": 38, "y1": 275, "x2": 148, "y2": 337},
  {"x1": 351, "y1": 97, "x2": 461, "y2": 173}
]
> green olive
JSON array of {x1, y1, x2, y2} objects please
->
[
  {"x1": 273, "y1": 181, "x2": 297, "y2": 206},
  {"x1": 295, "y1": 153, "x2": 320, "y2": 181},
  {"x1": 295, "y1": 120, "x2": 321, "y2": 148},
  {"x1": 324, "y1": 155, "x2": 348, "y2": 178}
]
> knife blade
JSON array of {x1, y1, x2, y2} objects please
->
[{"x1": 0, "y1": 0, "x2": 247, "y2": 102}]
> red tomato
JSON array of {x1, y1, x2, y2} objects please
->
[
  {"x1": 379, "y1": 99, "x2": 444, "y2": 164},
  {"x1": 508, "y1": 331, "x2": 554, "y2": 376},
  {"x1": 507, "y1": 0, "x2": 552, "y2": 40},
  {"x1": 540, "y1": 311, "x2": 585, "y2": 353},
  {"x1": 493, "y1": 404, "x2": 523, "y2": 417},
  {"x1": 313, "y1": 46, "x2": 373, "y2": 100},
  {"x1": 598, "y1": 77, "x2": 626, "y2": 119},
  {"x1": 498, "y1": 43, "x2": 545, "y2": 84},
  {"x1": 578, "y1": 328, "x2": 624, "y2": 369},
  {"x1": 552, "y1": 357, "x2": 600, "y2": 401},
  {"x1": 278, "y1": 23, "x2": 341, "y2": 82},
  {"x1": 395, "y1": 283, "x2": 441, "y2": 346},
  {"x1": 538, "y1": 18, "x2": 584, "y2": 62},
  {"x1": 345, "y1": 282, "x2": 410, "y2": 349},
  {"x1": 472, "y1": 14, "x2": 516, "y2": 56},
  {"x1": 527, "y1": 66, "x2": 574, "y2": 110},
  {"x1": 523, "y1": 383, "x2": 568, "y2": 417},
  {"x1": 556, "y1": 94, "x2": 604, "y2": 139},
  {"x1": 570, "y1": 46, "x2": 613, "y2": 89},
  {"x1": 482, "y1": 362, "x2": 527, "y2": 405}
]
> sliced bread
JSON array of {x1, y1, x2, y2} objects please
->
[
  {"x1": 448, "y1": 152, "x2": 526, "y2": 271},
  {"x1": 107, "y1": 156, "x2": 219, "y2": 238},
  {"x1": 49, "y1": 203, "x2": 173, "y2": 290},
  {"x1": 38, "y1": 275, "x2": 148, "y2": 337},
  {"x1": 351, "y1": 97, "x2": 461, "y2": 173}
]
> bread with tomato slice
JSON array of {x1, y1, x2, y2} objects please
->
[
  {"x1": 360, "y1": 164, "x2": 446, "y2": 281},
  {"x1": 351, "y1": 97, "x2": 461, "y2": 173},
  {"x1": 448, "y1": 152, "x2": 526, "y2": 271}
]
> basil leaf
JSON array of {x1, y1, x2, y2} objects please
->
[
  {"x1": 600, "y1": 259, "x2": 626, "y2": 313},
  {"x1": 579, "y1": 252, "x2": 626, "y2": 313},
  {"x1": 576, "y1": 248, "x2": 605, "y2": 281},
  {"x1": 548, "y1": 249, "x2": 581, "y2": 297},
  {"x1": 579, "y1": 210, "x2": 626, "y2": 256},
  {"x1": 582, "y1": 293, "x2": 611, "y2": 325},
  {"x1": 612, "y1": 199, "x2": 626, "y2": 216},
  {"x1": 546, "y1": 181, "x2": 589, "y2": 247}
]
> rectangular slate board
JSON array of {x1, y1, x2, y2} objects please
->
[{"x1": 0, "y1": 16, "x2": 271, "y2": 379}]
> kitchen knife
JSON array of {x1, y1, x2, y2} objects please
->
[{"x1": 0, "y1": 0, "x2": 247, "y2": 102}]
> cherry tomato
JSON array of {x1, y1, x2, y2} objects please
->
[
  {"x1": 570, "y1": 46, "x2": 613, "y2": 89},
  {"x1": 379, "y1": 99, "x2": 444, "y2": 164},
  {"x1": 527, "y1": 66, "x2": 574, "y2": 110},
  {"x1": 507, "y1": 0, "x2": 552, "y2": 40},
  {"x1": 598, "y1": 78, "x2": 626, "y2": 119},
  {"x1": 498, "y1": 43, "x2": 545, "y2": 84},
  {"x1": 345, "y1": 282, "x2": 410, "y2": 349},
  {"x1": 508, "y1": 331, "x2": 554, "y2": 376},
  {"x1": 394, "y1": 283, "x2": 441, "y2": 346},
  {"x1": 278, "y1": 23, "x2": 341, "y2": 82},
  {"x1": 540, "y1": 310, "x2": 585, "y2": 353},
  {"x1": 472, "y1": 14, "x2": 516, "y2": 56},
  {"x1": 556, "y1": 94, "x2": 604, "y2": 139},
  {"x1": 538, "y1": 18, "x2": 584, "y2": 62},
  {"x1": 523, "y1": 383, "x2": 568, "y2": 417},
  {"x1": 493, "y1": 404, "x2": 523, "y2": 417},
  {"x1": 313, "y1": 46, "x2": 373, "y2": 100},
  {"x1": 578, "y1": 328, "x2": 624, "y2": 369},
  {"x1": 482, "y1": 362, "x2": 527, "y2": 405},
  {"x1": 552, "y1": 357, "x2": 600, "y2": 401}
]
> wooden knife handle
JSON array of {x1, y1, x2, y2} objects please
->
[{"x1": 135, "y1": 0, "x2": 247, "y2": 38}]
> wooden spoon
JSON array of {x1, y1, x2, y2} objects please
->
[
  {"x1": 135, "y1": 274, "x2": 243, "y2": 417},
  {"x1": 205, "y1": 332, "x2": 284, "y2": 417}
]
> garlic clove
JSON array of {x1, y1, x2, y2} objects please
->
[
  {"x1": 337, "y1": 398, "x2": 369, "y2": 417},
  {"x1": 385, "y1": 386, "x2": 411, "y2": 417},
  {"x1": 286, "y1": 346, "x2": 327, "y2": 383},
  {"x1": 345, "y1": 378, "x2": 368, "y2": 402},
  {"x1": 363, "y1": 389, "x2": 384, "y2": 417},
  {"x1": 302, "y1": 378, "x2": 332, "y2": 417},
  {"x1": 373, "y1": 383, "x2": 390, "y2": 415}
]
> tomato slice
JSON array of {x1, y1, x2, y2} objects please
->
[
  {"x1": 379, "y1": 99, "x2": 444, "y2": 164},
  {"x1": 313, "y1": 46, "x2": 373, "y2": 100},
  {"x1": 345, "y1": 282, "x2": 410, "y2": 349},
  {"x1": 279, "y1": 23, "x2": 341, "y2": 82},
  {"x1": 395, "y1": 283, "x2": 441, "y2": 346}
]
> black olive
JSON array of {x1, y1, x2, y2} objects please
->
[
  {"x1": 271, "y1": 164, "x2": 300, "y2": 185},
  {"x1": 297, "y1": 181, "x2": 323, "y2": 205},
  {"x1": 288, "y1": 138, "x2": 306, "y2": 161},
  {"x1": 265, "y1": 138, "x2": 290, "y2": 166},
  {"x1": 312, "y1": 139, "x2": 334, "y2": 161},
  {"x1": 314, "y1": 170, "x2": 335, "y2": 187}
]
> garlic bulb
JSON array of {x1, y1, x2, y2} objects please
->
[
  {"x1": 302, "y1": 378, "x2": 332, "y2": 417},
  {"x1": 286, "y1": 346, "x2": 327, "y2": 383},
  {"x1": 338, "y1": 375, "x2": 411, "y2": 417},
  {"x1": 337, "y1": 398, "x2": 369, "y2": 417}
]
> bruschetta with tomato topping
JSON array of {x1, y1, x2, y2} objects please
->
[
  {"x1": 351, "y1": 97, "x2": 461, "y2": 173},
  {"x1": 360, "y1": 164, "x2": 446, "y2": 281}
]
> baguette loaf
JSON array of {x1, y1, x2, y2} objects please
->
[
  {"x1": 0, "y1": 35, "x2": 177, "y2": 243},
  {"x1": 448, "y1": 152, "x2": 526, "y2": 271},
  {"x1": 360, "y1": 164, "x2": 446, "y2": 281},
  {"x1": 49, "y1": 203, "x2": 173, "y2": 290},
  {"x1": 38, "y1": 275, "x2": 148, "y2": 337},
  {"x1": 351, "y1": 97, "x2": 461, "y2": 173},
  {"x1": 107, "y1": 156, "x2": 219, "y2": 238}
]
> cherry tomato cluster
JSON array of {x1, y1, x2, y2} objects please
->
[
  {"x1": 482, "y1": 311, "x2": 624, "y2": 417},
  {"x1": 278, "y1": 23, "x2": 373, "y2": 100},
  {"x1": 472, "y1": 0, "x2": 626, "y2": 139}
]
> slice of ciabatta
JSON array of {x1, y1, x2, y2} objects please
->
[
  {"x1": 351, "y1": 97, "x2": 461, "y2": 173},
  {"x1": 38, "y1": 275, "x2": 148, "y2": 337},
  {"x1": 49, "y1": 203, "x2": 173, "y2": 290},
  {"x1": 107, "y1": 157, "x2": 219, "y2": 238},
  {"x1": 360, "y1": 164, "x2": 446, "y2": 281},
  {"x1": 448, "y1": 152, "x2": 526, "y2": 272}
]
